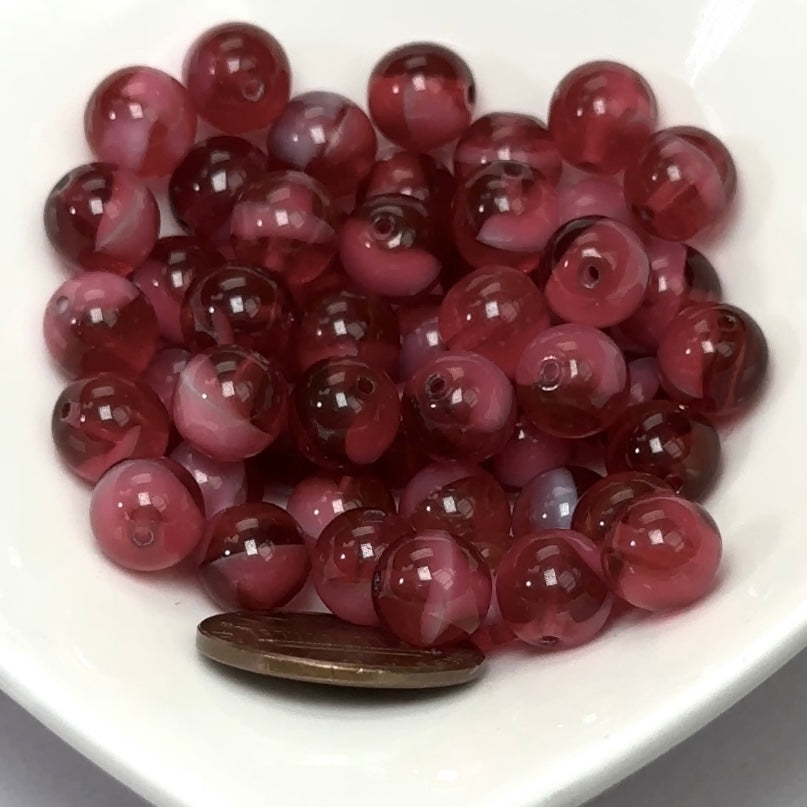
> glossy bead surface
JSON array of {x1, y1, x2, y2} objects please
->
[
  {"x1": 657, "y1": 303, "x2": 768, "y2": 415},
  {"x1": 184, "y1": 22, "x2": 290, "y2": 134},
  {"x1": 439, "y1": 265, "x2": 550, "y2": 378},
  {"x1": 403, "y1": 351, "x2": 516, "y2": 463},
  {"x1": 557, "y1": 177, "x2": 631, "y2": 225},
  {"x1": 368, "y1": 42, "x2": 475, "y2": 152},
  {"x1": 624, "y1": 126, "x2": 737, "y2": 241},
  {"x1": 627, "y1": 356, "x2": 661, "y2": 405},
  {"x1": 399, "y1": 461, "x2": 487, "y2": 517},
  {"x1": 492, "y1": 419, "x2": 572, "y2": 489},
  {"x1": 497, "y1": 530, "x2": 613, "y2": 648},
  {"x1": 312, "y1": 508, "x2": 413, "y2": 626},
  {"x1": 289, "y1": 358, "x2": 400, "y2": 470},
  {"x1": 372, "y1": 530, "x2": 492, "y2": 648},
  {"x1": 603, "y1": 492, "x2": 722, "y2": 611},
  {"x1": 91, "y1": 458, "x2": 204, "y2": 571},
  {"x1": 43, "y1": 163, "x2": 159, "y2": 275},
  {"x1": 548, "y1": 60, "x2": 657, "y2": 174},
  {"x1": 174, "y1": 346, "x2": 288, "y2": 462},
  {"x1": 43, "y1": 272, "x2": 159, "y2": 378},
  {"x1": 398, "y1": 302, "x2": 446, "y2": 380},
  {"x1": 605, "y1": 401, "x2": 721, "y2": 499},
  {"x1": 170, "y1": 441, "x2": 248, "y2": 517},
  {"x1": 199, "y1": 503, "x2": 309, "y2": 611},
  {"x1": 516, "y1": 324, "x2": 628, "y2": 438},
  {"x1": 143, "y1": 347, "x2": 190, "y2": 414}
]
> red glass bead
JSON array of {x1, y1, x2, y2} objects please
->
[
  {"x1": 91, "y1": 458, "x2": 204, "y2": 571},
  {"x1": 340, "y1": 194, "x2": 442, "y2": 298},
  {"x1": 184, "y1": 22, "x2": 290, "y2": 134},
  {"x1": 439, "y1": 265, "x2": 551, "y2": 378},
  {"x1": 169, "y1": 136, "x2": 268, "y2": 249},
  {"x1": 198, "y1": 502, "x2": 308, "y2": 611},
  {"x1": 132, "y1": 236, "x2": 223, "y2": 345},
  {"x1": 173, "y1": 346, "x2": 288, "y2": 462},
  {"x1": 557, "y1": 177, "x2": 631, "y2": 225},
  {"x1": 541, "y1": 217, "x2": 650, "y2": 327},
  {"x1": 657, "y1": 302, "x2": 768, "y2": 416},
  {"x1": 399, "y1": 461, "x2": 488, "y2": 518},
  {"x1": 604, "y1": 401, "x2": 721, "y2": 499},
  {"x1": 603, "y1": 492, "x2": 722, "y2": 611},
  {"x1": 368, "y1": 42, "x2": 475, "y2": 153},
  {"x1": 312, "y1": 508, "x2": 413, "y2": 626},
  {"x1": 548, "y1": 60, "x2": 657, "y2": 174},
  {"x1": 516, "y1": 324, "x2": 628, "y2": 438},
  {"x1": 43, "y1": 272, "x2": 159, "y2": 378},
  {"x1": 398, "y1": 302, "x2": 446, "y2": 380},
  {"x1": 52, "y1": 373, "x2": 169, "y2": 483},
  {"x1": 497, "y1": 530, "x2": 613, "y2": 648},
  {"x1": 296, "y1": 288, "x2": 400, "y2": 376},
  {"x1": 372, "y1": 530, "x2": 492, "y2": 648},
  {"x1": 627, "y1": 356, "x2": 661, "y2": 405},
  {"x1": 43, "y1": 163, "x2": 159, "y2": 276},
  {"x1": 624, "y1": 126, "x2": 737, "y2": 241},
  {"x1": 452, "y1": 161, "x2": 559, "y2": 272},
  {"x1": 492, "y1": 419, "x2": 572, "y2": 490},
  {"x1": 266, "y1": 91, "x2": 377, "y2": 198},
  {"x1": 289, "y1": 358, "x2": 400, "y2": 470},
  {"x1": 143, "y1": 347, "x2": 190, "y2": 414},
  {"x1": 84, "y1": 66, "x2": 196, "y2": 178},
  {"x1": 403, "y1": 351, "x2": 516, "y2": 463}
]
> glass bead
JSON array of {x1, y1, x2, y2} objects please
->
[
  {"x1": 627, "y1": 356, "x2": 661, "y2": 405},
  {"x1": 516, "y1": 324, "x2": 629, "y2": 438},
  {"x1": 603, "y1": 492, "x2": 722, "y2": 611},
  {"x1": 184, "y1": 22, "x2": 290, "y2": 134},
  {"x1": 372, "y1": 529, "x2": 492, "y2": 648},
  {"x1": 173, "y1": 346, "x2": 288, "y2": 462},
  {"x1": 492, "y1": 419, "x2": 572, "y2": 490},
  {"x1": 548, "y1": 60, "x2": 657, "y2": 174},
  {"x1": 143, "y1": 347, "x2": 190, "y2": 414},
  {"x1": 198, "y1": 502, "x2": 309, "y2": 611},
  {"x1": 496, "y1": 530, "x2": 613, "y2": 648},
  {"x1": 403, "y1": 351, "x2": 516, "y2": 463},
  {"x1": 398, "y1": 301, "x2": 446, "y2": 380},
  {"x1": 367, "y1": 42, "x2": 475, "y2": 152},
  {"x1": 312, "y1": 508, "x2": 413, "y2": 626},
  {"x1": 657, "y1": 302, "x2": 768, "y2": 415},
  {"x1": 289, "y1": 358, "x2": 400, "y2": 470},
  {"x1": 43, "y1": 163, "x2": 159, "y2": 276},
  {"x1": 557, "y1": 177, "x2": 631, "y2": 225},
  {"x1": 90, "y1": 458, "x2": 204, "y2": 571},
  {"x1": 43, "y1": 272, "x2": 159, "y2": 378},
  {"x1": 604, "y1": 401, "x2": 721, "y2": 499},
  {"x1": 399, "y1": 461, "x2": 489, "y2": 517},
  {"x1": 624, "y1": 126, "x2": 737, "y2": 241}
]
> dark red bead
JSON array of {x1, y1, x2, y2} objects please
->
[{"x1": 492, "y1": 419, "x2": 572, "y2": 490}]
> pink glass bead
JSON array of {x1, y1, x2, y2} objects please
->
[
  {"x1": 43, "y1": 163, "x2": 159, "y2": 276},
  {"x1": 296, "y1": 288, "x2": 400, "y2": 375},
  {"x1": 497, "y1": 530, "x2": 613, "y2": 648},
  {"x1": 368, "y1": 42, "x2": 475, "y2": 153},
  {"x1": 557, "y1": 177, "x2": 631, "y2": 225},
  {"x1": 289, "y1": 358, "x2": 400, "y2": 470},
  {"x1": 312, "y1": 508, "x2": 413, "y2": 626},
  {"x1": 143, "y1": 347, "x2": 190, "y2": 414},
  {"x1": 624, "y1": 126, "x2": 737, "y2": 241},
  {"x1": 287, "y1": 474, "x2": 396, "y2": 544},
  {"x1": 511, "y1": 465, "x2": 602, "y2": 536},
  {"x1": 492, "y1": 419, "x2": 572, "y2": 489},
  {"x1": 132, "y1": 236, "x2": 223, "y2": 345},
  {"x1": 91, "y1": 458, "x2": 204, "y2": 571},
  {"x1": 198, "y1": 502, "x2": 309, "y2": 611},
  {"x1": 603, "y1": 492, "x2": 722, "y2": 611},
  {"x1": 372, "y1": 530, "x2": 492, "y2": 648},
  {"x1": 571, "y1": 470, "x2": 671, "y2": 546},
  {"x1": 174, "y1": 346, "x2": 288, "y2": 462},
  {"x1": 230, "y1": 170, "x2": 342, "y2": 293},
  {"x1": 84, "y1": 66, "x2": 196, "y2": 178},
  {"x1": 605, "y1": 401, "x2": 721, "y2": 499},
  {"x1": 170, "y1": 441, "x2": 248, "y2": 517},
  {"x1": 398, "y1": 302, "x2": 446, "y2": 380},
  {"x1": 454, "y1": 112, "x2": 562, "y2": 184},
  {"x1": 627, "y1": 357, "x2": 661, "y2": 405},
  {"x1": 403, "y1": 351, "x2": 516, "y2": 463},
  {"x1": 399, "y1": 461, "x2": 488, "y2": 518},
  {"x1": 657, "y1": 303, "x2": 768, "y2": 416},
  {"x1": 184, "y1": 22, "x2": 290, "y2": 134},
  {"x1": 52, "y1": 373, "x2": 169, "y2": 483},
  {"x1": 439, "y1": 265, "x2": 551, "y2": 378},
  {"x1": 548, "y1": 60, "x2": 657, "y2": 174},
  {"x1": 340, "y1": 194, "x2": 442, "y2": 298},
  {"x1": 43, "y1": 272, "x2": 159, "y2": 379},
  {"x1": 516, "y1": 324, "x2": 629, "y2": 438},
  {"x1": 266, "y1": 92, "x2": 377, "y2": 198}
]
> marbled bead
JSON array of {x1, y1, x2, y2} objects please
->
[
  {"x1": 627, "y1": 356, "x2": 661, "y2": 405},
  {"x1": 557, "y1": 177, "x2": 631, "y2": 225},
  {"x1": 143, "y1": 347, "x2": 190, "y2": 414},
  {"x1": 397, "y1": 302, "x2": 446, "y2": 380},
  {"x1": 398, "y1": 461, "x2": 489, "y2": 518},
  {"x1": 492, "y1": 419, "x2": 572, "y2": 490}
]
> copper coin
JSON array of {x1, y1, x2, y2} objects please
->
[{"x1": 197, "y1": 611, "x2": 486, "y2": 689}]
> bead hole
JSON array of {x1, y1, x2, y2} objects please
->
[
  {"x1": 503, "y1": 162, "x2": 523, "y2": 178},
  {"x1": 371, "y1": 213, "x2": 396, "y2": 238},
  {"x1": 130, "y1": 525, "x2": 155, "y2": 548},
  {"x1": 60, "y1": 402, "x2": 72, "y2": 419},
  {"x1": 579, "y1": 263, "x2": 601, "y2": 289},
  {"x1": 426, "y1": 373, "x2": 448, "y2": 398},
  {"x1": 538, "y1": 359, "x2": 562, "y2": 391},
  {"x1": 356, "y1": 376, "x2": 376, "y2": 396},
  {"x1": 539, "y1": 636, "x2": 560, "y2": 647},
  {"x1": 718, "y1": 313, "x2": 737, "y2": 330}
]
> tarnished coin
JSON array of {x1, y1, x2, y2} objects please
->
[{"x1": 197, "y1": 611, "x2": 486, "y2": 689}]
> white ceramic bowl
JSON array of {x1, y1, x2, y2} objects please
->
[{"x1": 3, "y1": 0, "x2": 805, "y2": 805}]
